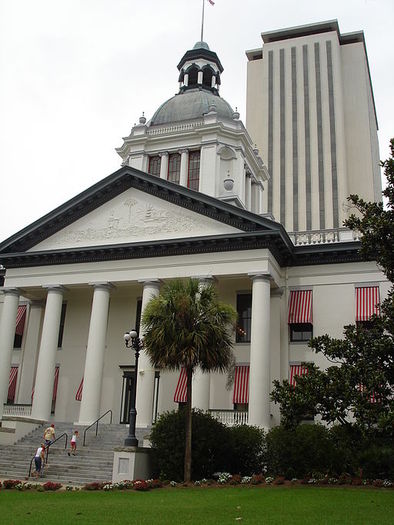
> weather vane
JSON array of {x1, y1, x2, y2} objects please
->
[{"x1": 201, "y1": 0, "x2": 215, "y2": 43}]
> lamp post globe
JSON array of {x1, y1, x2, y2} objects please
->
[{"x1": 123, "y1": 329, "x2": 142, "y2": 447}]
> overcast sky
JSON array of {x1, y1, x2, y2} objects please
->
[{"x1": 1, "y1": 0, "x2": 393, "y2": 241}]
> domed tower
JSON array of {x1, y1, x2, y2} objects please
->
[{"x1": 116, "y1": 42, "x2": 269, "y2": 214}]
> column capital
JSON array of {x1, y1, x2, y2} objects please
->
[
  {"x1": 159, "y1": 151, "x2": 169, "y2": 158},
  {"x1": 178, "y1": 148, "x2": 189, "y2": 155},
  {"x1": 138, "y1": 278, "x2": 161, "y2": 289},
  {"x1": 193, "y1": 275, "x2": 216, "y2": 284},
  {"x1": 271, "y1": 287, "x2": 285, "y2": 297},
  {"x1": 43, "y1": 285, "x2": 67, "y2": 294},
  {"x1": 88, "y1": 282, "x2": 115, "y2": 291},
  {"x1": 1, "y1": 287, "x2": 20, "y2": 298},
  {"x1": 248, "y1": 272, "x2": 271, "y2": 282}
]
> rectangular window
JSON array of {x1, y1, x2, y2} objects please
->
[
  {"x1": 168, "y1": 153, "x2": 181, "y2": 184},
  {"x1": 7, "y1": 366, "x2": 19, "y2": 404},
  {"x1": 57, "y1": 303, "x2": 67, "y2": 348},
  {"x1": 148, "y1": 155, "x2": 161, "y2": 177},
  {"x1": 290, "y1": 323, "x2": 313, "y2": 342},
  {"x1": 236, "y1": 293, "x2": 252, "y2": 343},
  {"x1": 355, "y1": 286, "x2": 380, "y2": 322},
  {"x1": 188, "y1": 150, "x2": 200, "y2": 190},
  {"x1": 135, "y1": 299, "x2": 142, "y2": 334}
]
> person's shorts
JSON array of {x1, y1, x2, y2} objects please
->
[{"x1": 34, "y1": 456, "x2": 42, "y2": 472}]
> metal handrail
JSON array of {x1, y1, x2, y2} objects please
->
[
  {"x1": 46, "y1": 432, "x2": 68, "y2": 462},
  {"x1": 83, "y1": 409, "x2": 113, "y2": 446},
  {"x1": 28, "y1": 433, "x2": 68, "y2": 478}
]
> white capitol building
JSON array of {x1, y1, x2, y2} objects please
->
[{"x1": 0, "y1": 21, "x2": 388, "y2": 448}]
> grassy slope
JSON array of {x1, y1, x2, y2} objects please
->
[{"x1": 0, "y1": 487, "x2": 393, "y2": 524}]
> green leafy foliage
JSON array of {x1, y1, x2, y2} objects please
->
[
  {"x1": 228, "y1": 424, "x2": 265, "y2": 475},
  {"x1": 150, "y1": 409, "x2": 231, "y2": 481}
]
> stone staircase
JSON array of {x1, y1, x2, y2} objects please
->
[{"x1": 0, "y1": 422, "x2": 149, "y2": 485}]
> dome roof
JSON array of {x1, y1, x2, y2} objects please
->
[{"x1": 150, "y1": 89, "x2": 234, "y2": 126}]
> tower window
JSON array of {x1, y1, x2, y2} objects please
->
[
  {"x1": 148, "y1": 156, "x2": 161, "y2": 177},
  {"x1": 188, "y1": 151, "x2": 200, "y2": 191},
  {"x1": 202, "y1": 67, "x2": 213, "y2": 88},
  {"x1": 188, "y1": 66, "x2": 199, "y2": 87},
  {"x1": 168, "y1": 153, "x2": 181, "y2": 184}
]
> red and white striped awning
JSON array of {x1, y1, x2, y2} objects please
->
[
  {"x1": 15, "y1": 305, "x2": 27, "y2": 336},
  {"x1": 289, "y1": 364, "x2": 308, "y2": 387},
  {"x1": 31, "y1": 366, "x2": 60, "y2": 401},
  {"x1": 52, "y1": 366, "x2": 59, "y2": 402},
  {"x1": 233, "y1": 365, "x2": 249, "y2": 404},
  {"x1": 75, "y1": 377, "x2": 84, "y2": 401},
  {"x1": 174, "y1": 368, "x2": 187, "y2": 403},
  {"x1": 8, "y1": 366, "x2": 18, "y2": 403},
  {"x1": 288, "y1": 290, "x2": 313, "y2": 324},
  {"x1": 358, "y1": 384, "x2": 379, "y2": 404},
  {"x1": 355, "y1": 286, "x2": 380, "y2": 321}
]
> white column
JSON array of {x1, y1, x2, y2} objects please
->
[
  {"x1": 251, "y1": 180, "x2": 259, "y2": 213},
  {"x1": 179, "y1": 149, "x2": 189, "y2": 187},
  {"x1": 248, "y1": 273, "x2": 271, "y2": 429},
  {"x1": 0, "y1": 288, "x2": 20, "y2": 420},
  {"x1": 136, "y1": 279, "x2": 160, "y2": 428},
  {"x1": 245, "y1": 173, "x2": 252, "y2": 211},
  {"x1": 192, "y1": 276, "x2": 214, "y2": 411},
  {"x1": 159, "y1": 152, "x2": 169, "y2": 180},
  {"x1": 77, "y1": 283, "x2": 113, "y2": 425},
  {"x1": 197, "y1": 71, "x2": 203, "y2": 85},
  {"x1": 258, "y1": 183, "x2": 264, "y2": 214},
  {"x1": 32, "y1": 286, "x2": 65, "y2": 421}
]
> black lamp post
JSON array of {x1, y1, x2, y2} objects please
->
[{"x1": 123, "y1": 329, "x2": 143, "y2": 447}]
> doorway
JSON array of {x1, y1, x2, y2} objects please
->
[{"x1": 120, "y1": 370, "x2": 135, "y2": 424}]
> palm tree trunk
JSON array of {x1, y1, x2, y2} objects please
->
[{"x1": 184, "y1": 366, "x2": 193, "y2": 482}]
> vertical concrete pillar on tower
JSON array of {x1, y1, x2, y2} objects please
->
[
  {"x1": 179, "y1": 149, "x2": 189, "y2": 187},
  {"x1": 159, "y1": 152, "x2": 169, "y2": 180}
]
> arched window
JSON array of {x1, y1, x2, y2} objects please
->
[{"x1": 187, "y1": 66, "x2": 199, "y2": 87}]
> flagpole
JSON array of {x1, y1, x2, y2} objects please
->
[{"x1": 201, "y1": 0, "x2": 205, "y2": 42}]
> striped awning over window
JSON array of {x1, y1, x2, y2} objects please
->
[
  {"x1": 358, "y1": 384, "x2": 379, "y2": 404},
  {"x1": 233, "y1": 365, "x2": 250, "y2": 404},
  {"x1": 15, "y1": 305, "x2": 27, "y2": 336},
  {"x1": 75, "y1": 377, "x2": 84, "y2": 401},
  {"x1": 8, "y1": 366, "x2": 18, "y2": 402},
  {"x1": 289, "y1": 364, "x2": 308, "y2": 387},
  {"x1": 355, "y1": 286, "x2": 380, "y2": 321},
  {"x1": 32, "y1": 366, "x2": 60, "y2": 401},
  {"x1": 174, "y1": 368, "x2": 187, "y2": 403},
  {"x1": 288, "y1": 290, "x2": 313, "y2": 324}
]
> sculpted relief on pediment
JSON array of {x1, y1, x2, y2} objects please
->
[{"x1": 30, "y1": 189, "x2": 239, "y2": 251}]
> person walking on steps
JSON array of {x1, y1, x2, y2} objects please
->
[
  {"x1": 33, "y1": 444, "x2": 45, "y2": 478},
  {"x1": 68, "y1": 430, "x2": 79, "y2": 456},
  {"x1": 43, "y1": 424, "x2": 55, "y2": 447}
]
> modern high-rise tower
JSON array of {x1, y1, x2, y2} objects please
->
[{"x1": 246, "y1": 20, "x2": 381, "y2": 234}]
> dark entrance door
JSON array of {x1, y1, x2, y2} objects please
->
[{"x1": 120, "y1": 370, "x2": 135, "y2": 424}]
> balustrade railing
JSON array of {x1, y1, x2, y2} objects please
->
[
  {"x1": 289, "y1": 228, "x2": 361, "y2": 246},
  {"x1": 3, "y1": 404, "x2": 32, "y2": 417},
  {"x1": 147, "y1": 121, "x2": 203, "y2": 136},
  {"x1": 208, "y1": 409, "x2": 248, "y2": 426}
]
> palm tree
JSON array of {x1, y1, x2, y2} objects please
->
[{"x1": 142, "y1": 278, "x2": 237, "y2": 482}]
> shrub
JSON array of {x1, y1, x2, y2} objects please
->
[
  {"x1": 3, "y1": 480, "x2": 21, "y2": 489},
  {"x1": 150, "y1": 409, "x2": 231, "y2": 481},
  {"x1": 42, "y1": 481, "x2": 62, "y2": 491},
  {"x1": 265, "y1": 424, "x2": 334, "y2": 478},
  {"x1": 227, "y1": 424, "x2": 265, "y2": 475},
  {"x1": 358, "y1": 444, "x2": 394, "y2": 479}
]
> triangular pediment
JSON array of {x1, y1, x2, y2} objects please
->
[{"x1": 29, "y1": 187, "x2": 241, "y2": 251}]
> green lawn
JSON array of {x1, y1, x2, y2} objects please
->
[{"x1": 0, "y1": 487, "x2": 393, "y2": 524}]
